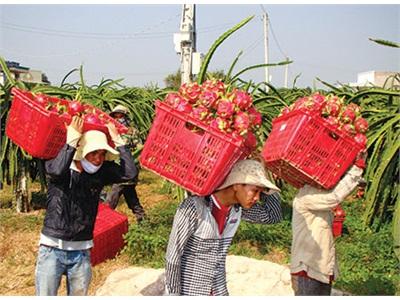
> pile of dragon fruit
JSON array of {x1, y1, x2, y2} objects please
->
[
  {"x1": 280, "y1": 93, "x2": 369, "y2": 148},
  {"x1": 162, "y1": 80, "x2": 262, "y2": 150},
  {"x1": 30, "y1": 91, "x2": 126, "y2": 134}
]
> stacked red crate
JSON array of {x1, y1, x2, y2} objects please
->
[{"x1": 91, "y1": 203, "x2": 128, "y2": 266}]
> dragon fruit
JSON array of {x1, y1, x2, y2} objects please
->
[
  {"x1": 341, "y1": 123, "x2": 356, "y2": 136},
  {"x1": 324, "y1": 116, "x2": 340, "y2": 130},
  {"x1": 165, "y1": 93, "x2": 184, "y2": 108},
  {"x1": 293, "y1": 97, "x2": 308, "y2": 110},
  {"x1": 191, "y1": 105, "x2": 210, "y2": 121},
  {"x1": 307, "y1": 93, "x2": 326, "y2": 112},
  {"x1": 209, "y1": 117, "x2": 230, "y2": 132},
  {"x1": 247, "y1": 106, "x2": 262, "y2": 127},
  {"x1": 175, "y1": 99, "x2": 193, "y2": 114},
  {"x1": 232, "y1": 90, "x2": 253, "y2": 111},
  {"x1": 217, "y1": 98, "x2": 236, "y2": 118},
  {"x1": 354, "y1": 117, "x2": 369, "y2": 133},
  {"x1": 244, "y1": 131, "x2": 257, "y2": 150},
  {"x1": 179, "y1": 82, "x2": 202, "y2": 104},
  {"x1": 322, "y1": 101, "x2": 341, "y2": 117},
  {"x1": 233, "y1": 111, "x2": 251, "y2": 135},
  {"x1": 199, "y1": 90, "x2": 219, "y2": 109},
  {"x1": 341, "y1": 108, "x2": 357, "y2": 124},
  {"x1": 202, "y1": 79, "x2": 225, "y2": 94},
  {"x1": 346, "y1": 103, "x2": 361, "y2": 116},
  {"x1": 354, "y1": 133, "x2": 367, "y2": 147}
]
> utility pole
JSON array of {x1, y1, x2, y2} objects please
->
[
  {"x1": 174, "y1": 4, "x2": 196, "y2": 85},
  {"x1": 262, "y1": 12, "x2": 269, "y2": 92},
  {"x1": 284, "y1": 57, "x2": 289, "y2": 88}
]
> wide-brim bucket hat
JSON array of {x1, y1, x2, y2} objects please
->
[
  {"x1": 217, "y1": 159, "x2": 280, "y2": 193},
  {"x1": 73, "y1": 130, "x2": 119, "y2": 161},
  {"x1": 110, "y1": 104, "x2": 129, "y2": 117}
]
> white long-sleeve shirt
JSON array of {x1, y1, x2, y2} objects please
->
[{"x1": 290, "y1": 165, "x2": 363, "y2": 284}]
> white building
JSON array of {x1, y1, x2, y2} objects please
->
[
  {"x1": 0, "y1": 61, "x2": 49, "y2": 85},
  {"x1": 349, "y1": 71, "x2": 398, "y2": 87}
]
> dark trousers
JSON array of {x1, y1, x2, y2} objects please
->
[
  {"x1": 291, "y1": 275, "x2": 332, "y2": 296},
  {"x1": 106, "y1": 184, "x2": 144, "y2": 217}
]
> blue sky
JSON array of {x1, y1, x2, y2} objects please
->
[{"x1": 1, "y1": 4, "x2": 399, "y2": 88}]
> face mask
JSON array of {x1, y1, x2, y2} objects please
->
[{"x1": 81, "y1": 158, "x2": 102, "y2": 174}]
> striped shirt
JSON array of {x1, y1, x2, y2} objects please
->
[{"x1": 165, "y1": 192, "x2": 282, "y2": 296}]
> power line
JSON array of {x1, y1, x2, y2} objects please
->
[{"x1": 0, "y1": 19, "x2": 237, "y2": 40}]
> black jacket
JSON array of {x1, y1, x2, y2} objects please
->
[{"x1": 41, "y1": 143, "x2": 137, "y2": 241}]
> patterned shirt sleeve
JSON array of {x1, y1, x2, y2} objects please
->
[
  {"x1": 241, "y1": 192, "x2": 283, "y2": 224},
  {"x1": 165, "y1": 197, "x2": 199, "y2": 295},
  {"x1": 295, "y1": 165, "x2": 363, "y2": 211}
]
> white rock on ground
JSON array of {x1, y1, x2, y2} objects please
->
[{"x1": 96, "y1": 255, "x2": 295, "y2": 296}]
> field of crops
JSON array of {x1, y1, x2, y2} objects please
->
[{"x1": 0, "y1": 16, "x2": 399, "y2": 295}]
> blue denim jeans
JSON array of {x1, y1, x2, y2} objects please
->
[{"x1": 35, "y1": 245, "x2": 92, "y2": 296}]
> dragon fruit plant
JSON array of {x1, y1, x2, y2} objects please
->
[
  {"x1": 161, "y1": 80, "x2": 263, "y2": 152},
  {"x1": 279, "y1": 92, "x2": 369, "y2": 148}
]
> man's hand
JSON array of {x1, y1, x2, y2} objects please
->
[
  {"x1": 68, "y1": 115, "x2": 84, "y2": 133},
  {"x1": 106, "y1": 122, "x2": 125, "y2": 147},
  {"x1": 66, "y1": 116, "x2": 83, "y2": 147}
]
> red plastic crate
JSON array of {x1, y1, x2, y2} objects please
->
[
  {"x1": 262, "y1": 109, "x2": 363, "y2": 189},
  {"x1": 91, "y1": 203, "x2": 128, "y2": 266},
  {"x1": 5, "y1": 88, "x2": 69, "y2": 159},
  {"x1": 139, "y1": 100, "x2": 249, "y2": 196},
  {"x1": 5, "y1": 88, "x2": 127, "y2": 159}
]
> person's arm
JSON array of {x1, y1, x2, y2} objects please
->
[
  {"x1": 165, "y1": 197, "x2": 199, "y2": 295},
  {"x1": 45, "y1": 116, "x2": 83, "y2": 177},
  {"x1": 102, "y1": 123, "x2": 138, "y2": 185},
  {"x1": 295, "y1": 165, "x2": 363, "y2": 211},
  {"x1": 242, "y1": 192, "x2": 283, "y2": 224}
]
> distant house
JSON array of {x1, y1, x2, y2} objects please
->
[
  {"x1": 0, "y1": 61, "x2": 50, "y2": 85},
  {"x1": 348, "y1": 71, "x2": 398, "y2": 87}
]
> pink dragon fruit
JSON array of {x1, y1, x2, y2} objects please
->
[
  {"x1": 244, "y1": 131, "x2": 257, "y2": 150},
  {"x1": 164, "y1": 93, "x2": 184, "y2": 108},
  {"x1": 232, "y1": 90, "x2": 253, "y2": 111},
  {"x1": 341, "y1": 108, "x2": 357, "y2": 124},
  {"x1": 191, "y1": 105, "x2": 210, "y2": 121},
  {"x1": 324, "y1": 115, "x2": 340, "y2": 130},
  {"x1": 354, "y1": 133, "x2": 367, "y2": 148},
  {"x1": 346, "y1": 103, "x2": 361, "y2": 116},
  {"x1": 179, "y1": 82, "x2": 202, "y2": 104},
  {"x1": 209, "y1": 117, "x2": 230, "y2": 132},
  {"x1": 322, "y1": 101, "x2": 341, "y2": 117},
  {"x1": 307, "y1": 93, "x2": 326, "y2": 112},
  {"x1": 293, "y1": 97, "x2": 308, "y2": 110},
  {"x1": 233, "y1": 111, "x2": 251, "y2": 135},
  {"x1": 217, "y1": 98, "x2": 236, "y2": 118},
  {"x1": 199, "y1": 90, "x2": 219, "y2": 109},
  {"x1": 341, "y1": 123, "x2": 356, "y2": 136},
  {"x1": 354, "y1": 117, "x2": 369, "y2": 133},
  {"x1": 247, "y1": 106, "x2": 262, "y2": 127},
  {"x1": 175, "y1": 98, "x2": 193, "y2": 114},
  {"x1": 202, "y1": 79, "x2": 225, "y2": 94}
]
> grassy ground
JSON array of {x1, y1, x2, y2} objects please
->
[{"x1": 0, "y1": 169, "x2": 170, "y2": 296}]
